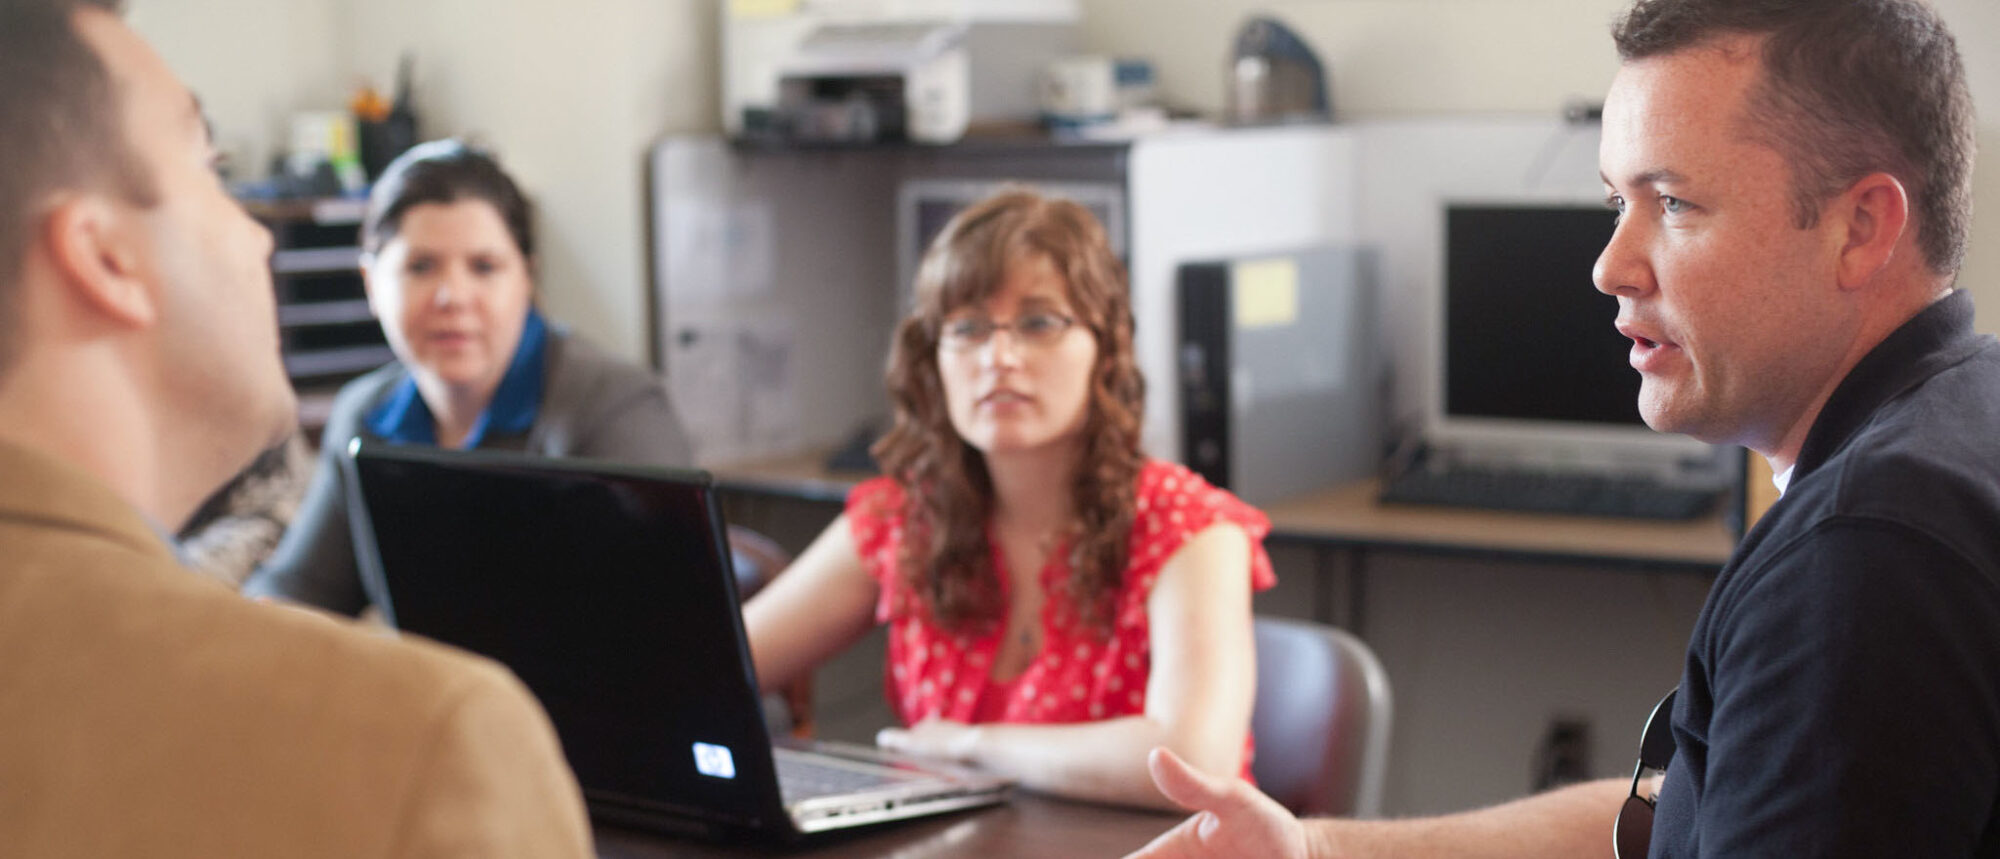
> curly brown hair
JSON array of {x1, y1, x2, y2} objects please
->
[{"x1": 871, "y1": 188, "x2": 1145, "y2": 636}]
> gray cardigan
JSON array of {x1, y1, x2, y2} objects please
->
[{"x1": 242, "y1": 327, "x2": 692, "y2": 615}]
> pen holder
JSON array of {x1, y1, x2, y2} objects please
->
[{"x1": 359, "y1": 113, "x2": 417, "y2": 184}]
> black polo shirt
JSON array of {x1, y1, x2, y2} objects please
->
[{"x1": 1651, "y1": 291, "x2": 2000, "y2": 857}]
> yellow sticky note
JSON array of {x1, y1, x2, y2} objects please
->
[
  {"x1": 1232, "y1": 257, "x2": 1299, "y2": 329},
  {"x1": 730, "y1": 0, "x2": 800, "y2": 18}
]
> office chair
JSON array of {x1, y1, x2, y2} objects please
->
[
  {"x1": 1251, "y1": 616, "x2": 1394, "y2": 817},
  {"x1": 727, "y1": 525, "x2": 816, "y2": 739}
]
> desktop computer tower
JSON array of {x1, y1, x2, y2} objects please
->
[{"x1": 1178, "y1": 246, "x2": 1382, "y2": 505}]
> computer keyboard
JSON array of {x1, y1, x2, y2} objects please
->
[
  {"x1": 1378, "y1": 466, "x2": 1719, "y2": 520},
  {"x1": 776, "y1": 751, "x2": 919, "y2": 803}
]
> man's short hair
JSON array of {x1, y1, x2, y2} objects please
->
[
  {"x1": 0, "y1": 0, "x2": 144, "y2": 376},
  {"x1": 1614, "y1": 0, "x2": 1975, "y2": 276}
]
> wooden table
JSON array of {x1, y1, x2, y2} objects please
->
[{"x1": 594, "y1": 794, "x2": 1182, "y2": 858}]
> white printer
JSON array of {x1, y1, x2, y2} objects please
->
[{"x1": 723, "y1": 0, "x2": 1080, "y2": 144}]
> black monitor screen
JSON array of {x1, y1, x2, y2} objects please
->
[
  {"x1": 915, "y1": 199, "x2": 966, "y2": 257},
  {"x1": 1444, "y1": 205, "x2": 1640, "y2": 426}
]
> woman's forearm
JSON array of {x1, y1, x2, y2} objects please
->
[{"x1": 968, "y1": 716, "x2": 1235, "y2": 810}]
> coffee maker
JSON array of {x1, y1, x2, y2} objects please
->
[{"x1": 1226, "y1": 16, "x2": 1331, "y2": 125}]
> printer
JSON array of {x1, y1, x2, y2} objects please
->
[{"x1": 724, "y1": 0, "x2": 1080, "y2": 145}]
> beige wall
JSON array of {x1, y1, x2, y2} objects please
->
[
  {"x1": 1077, "y1": 0, "x2": 2000, "y2": 325},
  {"x1": 134, "y1": 0, "x2": 717, "y2": 364},
  {"x1": 130, "y1": 0, "x2": 348, "y2": 185},
  {"x1": 137, "y1": 0, "x2": 2000, "y2": 354},
  {"x1": 1079, "y1": 0, "x2": 1628, "y2": 117},
  {"x1": 338, "y1": 0, "x2": 716, "y2": 363}
]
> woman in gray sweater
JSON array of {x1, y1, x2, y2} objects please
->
[{"x1": 243, "y1": 140, "x2": 691, "y2": 614}]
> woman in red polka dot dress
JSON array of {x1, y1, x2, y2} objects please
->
[{"x1": 744, "y1": 189, "x2": 1274, "y2": 809}]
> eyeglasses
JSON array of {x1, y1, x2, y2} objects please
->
[
  {"x1": 1614, "y1": 687, "x2": 1678, "y2": 859},
  {"x1": 938, "y1": 311, "x2": 1079, "y2": 353}
]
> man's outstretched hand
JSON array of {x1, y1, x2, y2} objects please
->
[{"x1": 1123, "y1": 747, "x2": 1312, "y2": 859}]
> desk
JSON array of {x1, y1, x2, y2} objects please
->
[
  {"x1": 708, "y1": 455, "x2": 1736, "y2": 631},
  {"x1": 710, "y1": 449, "x2": 875, "y2": 504},
  {"x1": 707, "y1": 452, "x2": 1737, "y2": 631},
  {"x1": 1258, "y1": 478, "x2": 1733, "y2": 632},
  {"x1": 594, "y1": 795, "x2": 1180, "y2": 858},
  {"x1": 710, "y1": 451, "x2": 1734, "y2": 563},
  {"x1": 1262, "y1": 478, "x2": 1734, "y2": 568}
]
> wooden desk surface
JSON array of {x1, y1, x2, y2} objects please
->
[
  {"x1": 709, "y1": 449, "x2": 874, "y2": 505},
  {"x1": 594, "y1": 794, "x2": 1180, "y2": 858},
  {"x1": 1262, "y1": 478, "x2": 1735, "y2": 569},
  {"x1": 708, "y1": 452, "x2": 1737, "y2": 570}
]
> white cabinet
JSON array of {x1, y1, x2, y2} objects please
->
[{"x1": 649, "y1": 125, "x2": 1360, "y2": 465}]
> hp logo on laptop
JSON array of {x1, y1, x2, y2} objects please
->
[{"x1": 692, "y1": 742, "x2": 737, "y2": 779}]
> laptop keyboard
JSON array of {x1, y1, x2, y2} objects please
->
[
  {"x1": 1379, "y1": 466, "x2": 1719, "y2": 520},
  {"x1": 776, "y1": 752, "x2": 923, "y2": 804}
]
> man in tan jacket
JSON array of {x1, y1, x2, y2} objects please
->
[{"x1": 0, "y1": 1, "x2": 594, "y2": 855}]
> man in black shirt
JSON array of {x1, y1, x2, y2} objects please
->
[{"x1": 1127, "y1": 0, "x2": 1998, "y2": 856}]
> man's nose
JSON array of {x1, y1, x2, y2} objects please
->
[{"x1": 1593, "y1": 219, "x2": 1655, "y2": 298}]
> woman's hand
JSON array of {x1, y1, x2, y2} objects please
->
[{"x1": 876, "y1": 717, "x2": 985, "y2": 762}]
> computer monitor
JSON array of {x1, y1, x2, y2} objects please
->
[
  {"x1": 894, "y1": 178, "x2": 1125, "y2": 310},
  {"x1": 1425, "y1": 201, "x2": 1722, "y2": 482}
]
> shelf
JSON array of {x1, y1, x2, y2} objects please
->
[
  {"x1": 242, "y1": 197, "x2": 366, "y2": 225},
  {"x1": 727, "y1": 123, "x2": 1132, "y2": 157},
  {"x1": 243, "y1": 194, "x2": 390, "y2": 402},
  {"x1": 295, "y1": 386, "x2": 340, "y2": 437},
  {"x1": 278, "y1": 299, "x2": 375, "y2": 328},
  {"x1": 284, "y1": 344, "x2": 395, "y2": 379},
  {"x1": 272, "y1": 246, "x2": 363, "y2": 275}
]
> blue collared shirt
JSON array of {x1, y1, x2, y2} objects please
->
[{"x1": 365, "y1": 309, "x2": 549, "y2": 448}]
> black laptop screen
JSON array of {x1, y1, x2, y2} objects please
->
[{"x1": 349, "y1": 448, "x2": 781, "y2": 827}]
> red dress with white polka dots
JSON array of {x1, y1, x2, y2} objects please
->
[{"x1": 847, "y1": 459, "x2": 1276, "y2": 775}]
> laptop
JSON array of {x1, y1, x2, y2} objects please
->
[{"x1": 339, "y1": 441, "x2": 1011, "y2": 839}]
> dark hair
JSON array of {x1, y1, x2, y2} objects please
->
[
  {"x1": 0, "y1": 0, "x2": 143, "y2": 375},
  {"x1": 873, "y1": 188, "x2": 1145, "y2": 635},
  {"x1": 360, "y1": 139, "x2": 535, "y2": 259},
  {"x1": 1613, "y1": 0, "x2": 1975, "y2": 275}
]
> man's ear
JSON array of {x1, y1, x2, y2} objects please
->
[
  {"x1": 1833, "y1": 172, "x2": 1911, "y2": 292},
  {"x1": 41, "y1": 194, "x2": 159, "y2": 328}
]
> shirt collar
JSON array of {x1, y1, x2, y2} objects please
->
[
  {"x1": 1793, "y1": 290, "x2": 1985, "y2": 480},
  {"x1": 365, "y1": 308, "x2": 550, "y2": 448},
  {"x1": 0, "y1": 437, "x2": 178, "y2": 564}
]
